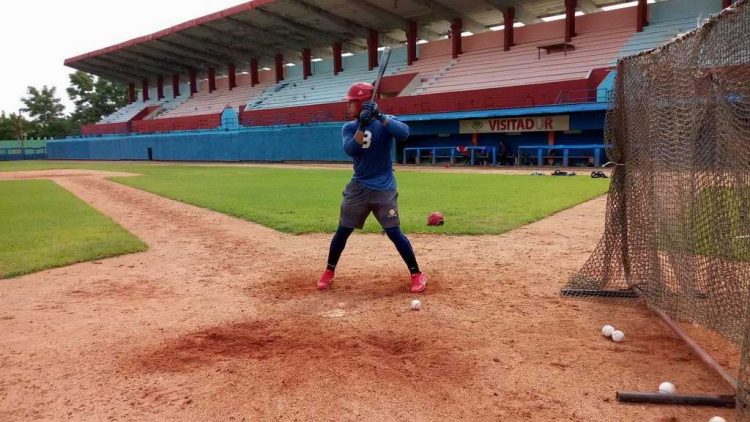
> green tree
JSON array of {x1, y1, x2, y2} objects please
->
[
  {"x1": 45, "y1": 118, "x2": 75, "y2": 139},
  {"x1": 0, "y1": 112, "x2": 15, "y2": 139},
  {"x1": 20, "y1": 85, "x2": 67, "y2": 138},
  {"x1": 0, "y1": 112, "x2": 32, "y2": 141},
  {"x1": 67, "y1": 71, "x2": 127, "y2": 125}
]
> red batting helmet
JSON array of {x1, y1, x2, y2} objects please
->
[
  {"x1": 427, "y1": 212, "x2": 444, "y2": 226},
  {"x1": 345, "y1": 82, "x2": 374, "y2": 101}
]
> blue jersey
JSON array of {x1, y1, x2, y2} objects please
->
[{"x1": 342, "y1": 116, "x2": 410, "y2": 191}]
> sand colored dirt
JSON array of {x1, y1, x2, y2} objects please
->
[{"x1": 0, "y1": 168, "x2": 737, "y2": 421}]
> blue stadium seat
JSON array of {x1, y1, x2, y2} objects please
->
[{"x1": 614, "y1": 0, "x2": 722, "y2": 62}]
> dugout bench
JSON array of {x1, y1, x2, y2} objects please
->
[
  {"x1": 516, "y1": 144, "x2": 606, "y2": 167},
  {"x1": 403, "y1": 146, "x2": 497, "y2": 166}
]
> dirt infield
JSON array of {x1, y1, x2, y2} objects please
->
[{"x1": 0, "y1": 170, "x2": 737, "y2": 421}]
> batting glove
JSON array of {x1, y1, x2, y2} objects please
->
[
  {"x1": 358, "y1": 109, "x2": 373, "y2": 130},
  {"x1": 362, "y1": 100, "x2": 384, "y2": 122}
]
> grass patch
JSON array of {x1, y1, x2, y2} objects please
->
[
  {"x1": 661, "y1": 186, "x2": 750, "y2": 262},
  {"x1": 0, "y1": 179, "x2": 147, "y2": 278},
  {"x1": 0, "y1": 161, "x2": 610, "y2": 235}
]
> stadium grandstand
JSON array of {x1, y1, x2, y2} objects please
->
[{"x1": 52, "y1": 0, "x2": 731, "y2": 164}]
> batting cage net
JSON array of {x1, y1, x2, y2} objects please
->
[{"x1": 563, "y1": 0, "x2": 750, "y2": 417}]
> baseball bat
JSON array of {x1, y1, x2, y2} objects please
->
[{"x1": 371, "y1": 46, "x2": 392, "y2": 101}]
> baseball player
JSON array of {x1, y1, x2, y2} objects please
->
[{"x1": 317, "y1": 82, "x2": 426, "y2": 293}]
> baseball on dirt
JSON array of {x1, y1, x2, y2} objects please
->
[
  {"x1": 601, "y1": 325, "x2": 615, "y2": 337},
  {"x1": 410, "y1": 299, "x2": 421, "y2": 310},
  {"x1": 611, "y1": 330, "x2": 625, "y2": 342},
  {"x1": 658, "y1": 381, "x2": 676, "y2": 394},
  {"x1": 708, "y1": 417, "x2": 726, "y2": 422}
]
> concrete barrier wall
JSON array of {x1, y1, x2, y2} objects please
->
[{"x1": 48, "y1": 123, "x2": 354, "y2": 162}]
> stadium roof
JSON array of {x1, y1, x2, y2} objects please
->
[{"x1": 64, "y1": 0, "x2": 638, "y2": 82}]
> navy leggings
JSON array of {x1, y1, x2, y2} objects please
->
[{"x1": 326, "y1": 225, "x2": 420, "y2": 274}]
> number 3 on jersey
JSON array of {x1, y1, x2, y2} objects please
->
[{"x1": 362, "y1": 130, "x2": 373, "y2": 149}]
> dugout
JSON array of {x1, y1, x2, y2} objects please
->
[{"x1": 398, "y1": 103, "x2": 608, "y2": 166}]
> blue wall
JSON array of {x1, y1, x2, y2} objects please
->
[
  {"x1": 49, "y1": 123, "x2": 354, "y2": 162},
  {"x1": 0, "y1": 148, "x2": 47, "y2": 161}
]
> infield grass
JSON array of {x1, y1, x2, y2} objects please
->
[
  {"x1": 0, "y1": 179, "x2": 147, "y2": 278},
  {"x1": 0, "y1": 161, "x2": 609, "y2": 235}
]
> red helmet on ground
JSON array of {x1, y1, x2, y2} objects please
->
[
  {"x1": 427, "y1": 212, "x2": 445, "y2": 226},
  {"x1": 345, "y1": 82, "x2": 374, "y2": 101}
]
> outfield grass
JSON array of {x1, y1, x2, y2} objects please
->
[
  {"x1": 0, "y1": 161, "x2": 610, "y2": 235},
  {"x1": 0, "y1": 179, "x2": 147, "y2": 278}
]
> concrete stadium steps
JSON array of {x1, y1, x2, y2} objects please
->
[
  {"x1": 414, "y1": 26, "x2": 633, "y2": 95},
  {"x1": 158, "y1": 83, "x2": 270, "y2": 118},
  {"x1": 248, "y1": 70, "x2": 381, "y2": 109},
  {"x1": 151, "y1": 96, "x2": 190, "y2": 117},
  {"x1": 615, "y1": 0, "x2": 722, "y2": 62},
  {"x1": 99, "y1": 99, "x2": 164, "y2": 123},
  {"x1": 247, "y1": 83, "x2": 289, "y2": 109},
  {"x1": 248, "y1": 53, "x2": 408, "y2": 110},
  {"x1": 406, "y1": 58, "x2": 459, "y2": 95},
  {"x1": 392, "y1": 54, "x2": 457, "y2": 85},
  {"x1": 614, "y1": 18, "x2": 706, "y2": 61}
]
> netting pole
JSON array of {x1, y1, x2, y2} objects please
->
[
  {"x1": 617, "y1": 391, "x2": 735, "y2": 407},
  {"x1": 654, "y1": 307, "x2": 738, "y2": 391}
]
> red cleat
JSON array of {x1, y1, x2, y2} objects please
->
[
  {"x1": 410, "y1": 272, "x2": 427, "y2": 293},
  {"x1": 318, "y1": 269, "x2": 335, "y2": 290}
]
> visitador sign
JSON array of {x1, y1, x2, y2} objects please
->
[{"x1": 459, "y1": 115, "x2": 570, "y2": 133}]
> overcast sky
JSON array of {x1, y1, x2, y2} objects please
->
[{"x1": 0, "y1": 0, "x2": 249, "y2": 116}]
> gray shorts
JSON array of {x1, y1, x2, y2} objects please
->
[{"x1": 339, "y1": 180, "x2": 400, "y2": 229}]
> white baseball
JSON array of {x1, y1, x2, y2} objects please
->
[
  {"x1": 658, "y1": 381, "x2": 675, "y2": 394},
  {"x1": 601, "y1": 325, "x2": 615, "y2": 337},
  {"x1": 611, "y1": 330, "x2": 625, "y2": 342},
  {"x1": 410, "y1": 299, "x2": 421, "y2": 310},
  {"x1": 708, "y1": 417, "x2": 727, "y2": 422}
]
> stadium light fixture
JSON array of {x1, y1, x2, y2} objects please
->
[
  {"x1": 541, "y1": 11, "x2": 585, "y2": 22},
  {"x1": 489, "y1": 22, "x2": 525, "y2": 31},
  {"x1": 341, "y1": 52, "x2": 354, "y2": 57},
  {"x1": 416, "y1": 39, "x2": 429, "y2": 44},
  {"x1": 261, "y1": 67, "x2": 271, "y2": 71},
  {"x1": 284, "y1": 63, "x2": 296, "y2": 67},
  {"x1": 461, "y1": 31, "x2": 473, "y2": 37},
  {"x1": 601, "y1": 0, "x2": 655, "y2": 11},
  {"x1": 311, "y1": 57, "x2": 323, "y2": 62}
]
